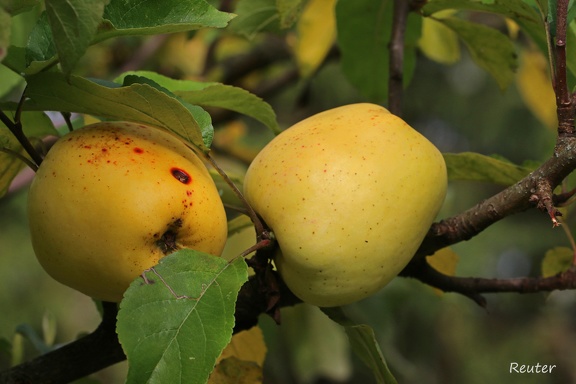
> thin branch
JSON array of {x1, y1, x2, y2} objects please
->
[
  {"x1": 388, "y1": 0, "x2": 410, "y2": 115},
  {"x1": 404, "y1": 258, "x2": 576, "y2": 307},
  {"x1": 0, "y1": 101, "x2": 44, "y2": 168},
  {"x1": 554, "y1": 0, "x2": 575, "y2": 137}
]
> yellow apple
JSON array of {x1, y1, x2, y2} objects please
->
[
  {"x1": 28, "y1": 121, "x2": 228, "y2": 302},
  {"x1": 243, "y1": 103, "x2": 447, "y2": 307}
]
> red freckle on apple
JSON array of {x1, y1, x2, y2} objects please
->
[
  {"x1": 186, "y1": 190, "x2": 192, "y2": 196},
  {"x1": 171, "y1": 168, "x2": 192, "y2": 184},
  {"x1": 133, "y1": 147, "x2": 144, "y2": 154}
]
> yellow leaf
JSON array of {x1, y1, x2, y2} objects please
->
[
  {"x1": 293, "y1": 0, "x2": 337, "y2": 77},
  {"x1": 210, "y1": 357, "x2": 263, "y2": 384},
  {"x1": 516, "y1": 49, "x2": 557, "y2": 130},
  {"x1": 418, "y1": 11, "x2": 460, "y2": 65},
  {"x1": 426, "y1": 247, "x2": 459, "y2": 296},
  {"x1": 505, "y1": 18, "x2": 520, "y2": 40},
  {"x1": 218, "y1": 326, "x2": 267, "y2": 365},
  {"x1": 209, "y1": 326, "x2": 267, "y2": 384}
]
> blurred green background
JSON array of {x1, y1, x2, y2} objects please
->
[{"x1": 2, "y1": 5, "x2": 576, "y2": 383}]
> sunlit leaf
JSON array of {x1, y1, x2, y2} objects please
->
[
  {"x1": 101, "y1": 0, "x2": 234, "y2": 37},
  {"x1": 294, "y1": 0, "x2": 337, "y2": 77},
  {"x1": 322, "y1": 307, "x2": 397, "y2": 384},
  {"x1": 23, "y1": 72, "x2": 210, "y2": 151},
  {"x1": 443, "y1": 152, "x2": 534, "y2": 185},
  {"x1": 116, "y1": 70, "x2": 280, "y2": 135},
  {"x1": 541, "y1": 247, "x2": 573, "y2": 277},
  {"x1": 117, "y1": 250, "x2": 248, "y2": 384},
  {"x1": 418, "y1": 11, "x2": 460, "y2": 65}
]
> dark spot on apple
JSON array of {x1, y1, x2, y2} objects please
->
[
  {"x1": 133, "y1": 147, "x2": 144, "y2": 154},
  {"x1": 171, "y1": 168, "x2": 192, "y2": 184},
  {"x1": 156, "y1": 219, "x2": 183, "y2": 254}
]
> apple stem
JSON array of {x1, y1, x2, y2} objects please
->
[
  {"x1": 239, "y1": 239, "x2": 273, "y2": 259},
  {"x1": 202, "y1": 151, "x2": 270, "y2": 241}
]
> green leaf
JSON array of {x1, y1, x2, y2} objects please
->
[
  {"x1": 120, "y1": 74, "x2": 215, "y2": 148},
  {"x1": 44, "y1": 0, "x2": 107, "y2": 75},
  {"x1": 0, "y1": 7, "x2": 10, "y2": 62},
  {"x1": 336, "y1": 0, "x2": 421, "y2": 102},
  {"x1": 276, "y1": 0, "x2": 304, "y2": 28},
  {"x1": 282, "y1": 305, "x2": 351, "y2": 382},
  {"x1": 101, "y1": 0, "x2": 234, "y2": 37},
  {"x1": 117, "y1": 250, "x2": 248, "y2": 384},
  {"x1": 23, "y1": 72, "x2": 210, "y2": 152},
  {"x1": 116, "y1": 71, "x2": 281, "y2": 134},
  {"x1": 443, "y1": 152, "x2": 535, "y2": 185},
  {"x1": 24, "y1": 0, "x2": 234, "y2": 73},
  {"x1": 541, "y1": 247, "x2": 573, "y2": 277},
  {"x1": 2, "y1": 0, "x2": 39, "y2": 13},
  {"x1": 322, "y1": 307, "x2": 398, "y2": 384},
  {"x1": 336, "y1": 0, "x2": 392, "y2": 102},
  {"x1": 440, "y1": 17, "x2": 517, "y2": 90},
  {"x1": 422, "y1": 0, "x2": 546, "y2": 51},
  {"x1": 229, "y1": 0, "x2": 281, "y2": 39},
  {"x1": 24, "y1": 12, "x2": 57, "y2": 72}
]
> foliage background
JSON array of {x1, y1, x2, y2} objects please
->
[{"x1": 2, "y1": 2, "x2": 576, "y2": 384}]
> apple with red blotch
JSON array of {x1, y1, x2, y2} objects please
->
[{"x1": 27, "y1": 121, "x2": 228, "y2": 302}]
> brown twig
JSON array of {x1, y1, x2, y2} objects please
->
[
  {"x1": 388, "y1": 0, "x2": 410, "y2": 115},
  {"x1": 0, "y1": 109, "x2": 43, "y2": 169},
  {"x1": 404, "y1": 258, "x2": 576, "y2": 307}
]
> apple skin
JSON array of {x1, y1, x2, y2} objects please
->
[
  {"x1": 28, "y1": 121, "x2": 228, "y2": 302},
  {"x1": 243, "y1": 103, "x2": 447, "y2": 307}
]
